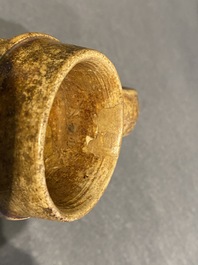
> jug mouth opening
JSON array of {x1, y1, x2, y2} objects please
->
[{"x1": 44, "y1": 52, "x2": 123, "y2": 221}]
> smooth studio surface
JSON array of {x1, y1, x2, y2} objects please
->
[{"x1": 0, "y1": 0, "x2": 198, "y2": 265}]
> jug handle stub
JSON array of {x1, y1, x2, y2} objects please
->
[{"x1": 122, "y1": 88, "x2": 139, "y2": 137}]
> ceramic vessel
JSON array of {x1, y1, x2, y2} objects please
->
[{"x1": 0, "y1": 33, "x2": 139, "y2": 221}]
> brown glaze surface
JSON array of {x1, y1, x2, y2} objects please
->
[{"x1": 0, "y1": 33, "x2": 138, "y2": 221}]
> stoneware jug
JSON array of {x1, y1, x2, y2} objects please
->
[{"x1": 0, "y1": 33, "x2": 139, "y2": 222}]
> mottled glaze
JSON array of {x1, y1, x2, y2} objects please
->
[{"x1": 0, "y1": 33, "x2": 139, "y2": 222}]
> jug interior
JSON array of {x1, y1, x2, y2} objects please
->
[{"x1": 44, "y1": 59, "x2": 122, "y2": 217}]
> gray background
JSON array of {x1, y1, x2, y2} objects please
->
[{"x1": 0, "y1": 0, "x2": 198, "y2": 264}]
